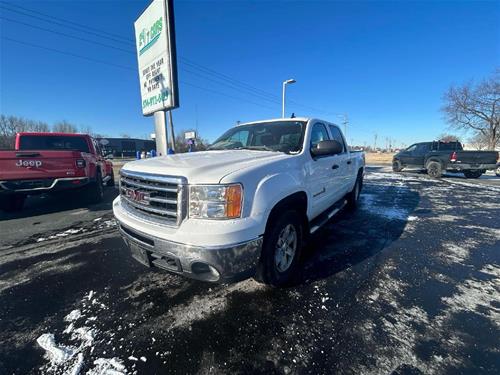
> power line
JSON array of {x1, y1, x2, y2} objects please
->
[
  {"x1": 1, "y1": 2, "x2": 333, "y2": 115},
  {"x1": 1, "y1": 36, "x2": 277, "y2": 111},
  {"x1": 0, "y1": 16, "x2": 135, "y2": 55},
  {"x1": 2, "y1": 36, "x2": 136, "y2": 71},
  {"x1": 0, "y1": 1, "x2": 132, "y2": 43},
  {"x1": 0, "y1": 4, "x2": 134, "y2": 47},
  {"x1": 1, "y1": 14, "x2": 285, "y2": 107}
]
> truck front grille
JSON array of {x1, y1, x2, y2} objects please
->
[{"x1": 119, "y1": 170, "x2": 186, "y2": 226}]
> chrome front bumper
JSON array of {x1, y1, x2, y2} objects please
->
[{"x1": 118, "y1": 223, "x2": 263, "y2": 283}]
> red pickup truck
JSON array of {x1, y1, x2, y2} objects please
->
[{"x1": 0, "y1": 132, "x2": 114, "y2": 211}]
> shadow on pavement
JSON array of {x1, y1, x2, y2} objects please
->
[
  {"x1": 0, "y1": 186, "x2": 119, "y2": 221},
  {"x1": 296, "y1": 185, "x2": 421, "y2": 285}
]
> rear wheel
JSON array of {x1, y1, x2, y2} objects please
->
[
  {"x1": 0, "y1": 194, "x2": 26, "y2": 212},
  {"x1": 463, "y1": 170, "x2": 482, "y2": 179},
  {"x1": 258, "y1": 210, "x2": 303, "y2": 287},
  {"x1": 346, "y1": 174, "x2": 363, "y2": 210},
  {"x1": 392, "y1": 159, "x2": 403, "y2": 172},
  {"x1": 86, "y1": 170, "x2": 104, "y2": 204},
  {"x1": 426, "y1": 161, "x2": 442, "y2": 178}
]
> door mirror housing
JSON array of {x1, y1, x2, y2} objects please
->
[{"x1": 311, "y1": 140, "x2": 343, "y2": 157}]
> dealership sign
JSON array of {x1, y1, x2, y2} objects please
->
[{"x1": 134, "y1": 0, "x2": 179, "y2": 115}]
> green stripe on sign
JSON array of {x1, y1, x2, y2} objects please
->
[{"x1": 139, "y1": 34, "x2": 160, "y2": 56}]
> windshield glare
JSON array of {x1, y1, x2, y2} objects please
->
[{"x1": 209, "y1": 121, "x2": 305, "y2": 153}]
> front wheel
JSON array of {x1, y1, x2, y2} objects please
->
[
  {"x1": 85, "y1": 170, "x2": 104, "y2": 204},
  {"x1": 106, "y1": 170, "x2": 115, "y2": 187},
  {"x1": 463, "y1": 170, "x2": 482, "y2": 179},
  {"x1": 257, "y1": 210, "x2": 303, "y2": 287},
  {"x1": 392, "y1": 160, "x2": 403, "y2": 172}
]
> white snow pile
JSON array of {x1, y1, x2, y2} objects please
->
[
  {"x1": 87, "y1": 358, "x2": 126, "y2": 375},
  {"x1": 36, "y1": 334, "x2": 76, "y2": 364},
  {"x1": 36, "y1": 292, "x2": 129, "y2": 375}
]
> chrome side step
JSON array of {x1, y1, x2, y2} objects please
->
[{"x1": 310, "y1": 199, "x2": 347, "y2": 234}]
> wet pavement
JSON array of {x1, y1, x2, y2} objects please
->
[{"x1": 0, "y1": 166, "x2": 499, "y2": 374}]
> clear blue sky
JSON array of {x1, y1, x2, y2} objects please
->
[{"x1": 1, "y1": 0, "x2": 499, "y2": 147}]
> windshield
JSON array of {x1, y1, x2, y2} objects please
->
[
  {"x1": 19, "y1": 135, "x2": 90, "y2": 153},
  {"x1": 208, "y1": 121, "x2": 305, "y2": 153}
]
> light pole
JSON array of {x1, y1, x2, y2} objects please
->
[{"x1": 282, "y1": 79, "x2": 296, "y2": 118}]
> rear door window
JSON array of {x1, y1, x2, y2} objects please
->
[{"x1": 328, "y1": 125, "x2": 346, "y2": 153}]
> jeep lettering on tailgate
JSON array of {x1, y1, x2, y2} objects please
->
[{"x1": 16, "y1": 160, "x2": 42, "y2": 167}]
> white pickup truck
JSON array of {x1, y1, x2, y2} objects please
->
[{"x1": 113, "y1": 118, "x2": 365, "y2": 286}]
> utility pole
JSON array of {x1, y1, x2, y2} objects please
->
[
  {"x1": 282, "y1": 79, "x2": 296, "y2": 118},
  {"x1": 374, "y1": 133, "x2": 378, "y2": 151}
]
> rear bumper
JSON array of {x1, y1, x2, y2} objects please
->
[
  {"x1": 118, "y1": 222, "x2": 262, "y2": 283},
  {"x1": 0, "y1": 177, "x2": 89, "y2": 194},
  {"x1": 447, "y1": 163, "x2": 497, "y2": 171}
]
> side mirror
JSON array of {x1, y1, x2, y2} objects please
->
[{"x1": 311, "y1": 140, "x2": 343, "y2": 157}]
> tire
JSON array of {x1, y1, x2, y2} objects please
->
[
  {"x1": 258, "y1": 210, "x2": 304, "y2": 287},
  {"x1": 106, "y1": 170, "x2": 115, "y2": 187},
  {"x1": 496, "y1": 166, "x2": 500, "y2": 177},
  {"x1": 463, "y1": 170, "x2": 482, "y2": 179},
  {"x1": 346, "y1": 174, "x2": 363, "y2": 210},
  {"x1": 86, "y1": 170, "x2": 104, "y2": 204},
  {"x1": 392, "y1": 159, "x2": 403, "y2": 172},
  {"x1": 426, "y1": 161, "x2": 442, "y2": 178},
  {"x1": 0, "y1": 194, "x2": 26, "y2": 212}
]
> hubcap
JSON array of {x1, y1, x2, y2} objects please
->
[{"x1": 274, "y1": 224, "x2": 297, "y2": 273}]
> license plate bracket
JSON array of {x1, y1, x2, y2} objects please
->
[{"x1": 129, "y1": 241, "x2": 151, "y2": 267}]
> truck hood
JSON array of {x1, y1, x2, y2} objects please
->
[{"x1": 121, "y1": 150, "x2": 292, "y2": 183}]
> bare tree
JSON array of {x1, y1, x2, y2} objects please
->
[
  {"x1": 442, "y1": 70, "x2": 499, "y2": 150},
  {"x1": 53, "y1": 120, "x2": 78, "y2": 133},
  {"x1": 438, "y1": 133, "x2": 460, "y2": 142},
  {"x1": 0, "y1": 114, "x2": 49, "y2": 149}
]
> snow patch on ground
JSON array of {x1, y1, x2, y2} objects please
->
[
  {"x1": 36, "y1": 333, "x2": 76, "y2": 364},
  {"x1": 36, "y1": 292, "x2": 129, "y2": 375}
]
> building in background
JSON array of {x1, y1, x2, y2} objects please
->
[{"x1": 97, "y1": 137, "x2": 156, "y2": 157}]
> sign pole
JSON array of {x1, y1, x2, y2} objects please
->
[
  {"x1": 153, "y1": 111, "x2": 168, "y2": 156},
  {"x1": 168, "y1": 110, "x2": 176, "y2": 152}
]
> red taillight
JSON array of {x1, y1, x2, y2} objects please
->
[
  {"x1": 76, "y1": 159, "x2": 86, "y2": 168},
  {"x1": 450, "y1": 152, "x2": 457, "y2": 162}
]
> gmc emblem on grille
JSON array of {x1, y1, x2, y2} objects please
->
[
  {"x1": 124, "y1": 188, "x2": 150, "y2": 205},
  {"x1": 16, "y1": 160, "x2": 42, "y2": 168}
]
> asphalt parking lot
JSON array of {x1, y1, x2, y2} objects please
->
[{"x1": 0, "y1": 166, "x2": 499, "y2": 375}]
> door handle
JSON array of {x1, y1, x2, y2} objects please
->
[
  {"x1": 332, "y1": 164, "x2": 339, "y2": 170},
  {"x1": 347, "y1": 160, "x2": 352, "y2": 165}
]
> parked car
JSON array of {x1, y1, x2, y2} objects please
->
[
  {"x1": 0, "y1": 132, "x2": 114, "y2": 211},
  {"x1": 113, "y1": 118, "x2": 365, "y2": 286},
  {"x1": 392, "y1": 141, "x2": 499, "y2": 178}
]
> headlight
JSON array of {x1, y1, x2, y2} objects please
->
[{"x1": 189, "y1": 184, "x2": 243, "y2": 219}]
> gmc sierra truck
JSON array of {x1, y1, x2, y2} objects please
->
[
  {"x1": 113, "y1": 118, "x2": 365, "y2": 286},
  {"x1": 0, "y1": 132, "x2": 114, "y2": 211},
  {"x1": 392, "y1": 141, "x2": 499, "y2": 178}
]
